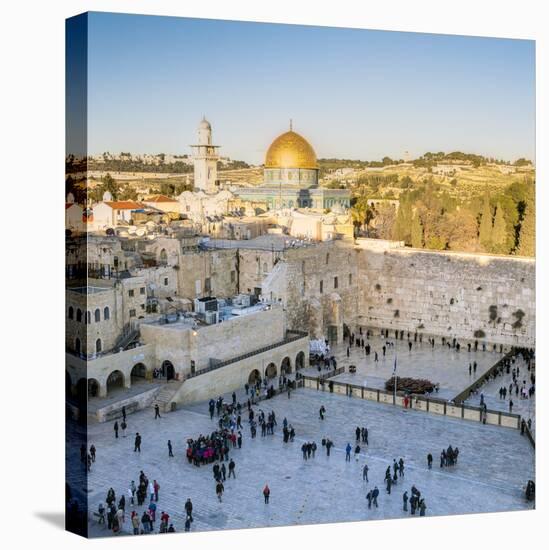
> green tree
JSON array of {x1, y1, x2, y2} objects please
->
[
  {"x1": 479, "y1": 197, "x2": 493, "y2": 250},
  {"x1": 392, "y1": 199, "x2": 412, "y2": 243},
  {"x1": 411, "y1": 214, "x2": 423, "y2": 248},
  {"x1": 490, "y1": 203, "x2": 508, "y2": 254},
  {"x1": 517, "y1": 199, "x2": 535, "y2": 257}
]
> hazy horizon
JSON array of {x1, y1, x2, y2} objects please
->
[{"x1": 86, "y1": 12, "x2": 536, "y2": 164}]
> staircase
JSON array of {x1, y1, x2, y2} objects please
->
[
  {"x1": 155, "y1": 380, "x2": 184, "y2": 412},
  {"x1": 113, "y1": 327, "x2": 140, "y2": 351}
]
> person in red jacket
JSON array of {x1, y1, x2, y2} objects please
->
[{"x1": 263, "y1": 484, "x2": 270, "y2": 504}]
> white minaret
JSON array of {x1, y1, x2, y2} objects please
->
[{"x1": 191, "y1": 117, "x2": 220, "y2": 193}]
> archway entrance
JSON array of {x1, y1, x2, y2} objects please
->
[
  {"x1": 295, "y1": 351, "x2": 305, "y2": 370},
  {"x1": 162, "y1": 360, "x2": 175, "y2": 381},
  {"x1": 281, "y1": 357, "x2": 292, "y2": 375},
  {"x1": 248, "y1": 369, "x2": 261, "y2": 385},
  {"x1": 106, "y1": 370, "x2": 124, "y2": 394},
  {"x1": 265, "y1": 362, "x2": 277, "y2": 379},
  {"x1": 131, "y1": 363, "x2": 147, "y2": 383},
  {"x1": 87, "y1": 378, "x2": 99, "y2": 398}
]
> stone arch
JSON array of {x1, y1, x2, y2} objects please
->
[
  {"x1": 161, "y1": 360, "x2": 175, "y2": 381},
  {"x1": 106, "y1": 370, "x2": 125, "y2": 393},
  {"x1": 87, "y1": 378, "x2": 100, "y2": 398},
  {"x1": 248, "y1": 369, "x2": 261, "y2": 385},
  {"x1": 131, "y1": 363, "x2": 148, "y2": 382},
  {"x1": 295, "y1": 351, "x2": 305, "y2": 370},
  {"x1": 281, "y1": 356, "x2": 292, "y2": 374},
  {"x1": 265, "y1": 362, "x2": 277, "y2": 379}
]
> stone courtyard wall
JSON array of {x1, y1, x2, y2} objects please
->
[{"x1": 356, "y1": 246, "x2": 535, "y2": 346}]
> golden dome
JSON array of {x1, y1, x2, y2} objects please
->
[{"x1": 265, "y1": 130, "x2": 317, "y2": 170}]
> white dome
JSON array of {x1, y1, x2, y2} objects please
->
[{"x1": 198, "y1": 117, "x2": 211, "y2": 130}]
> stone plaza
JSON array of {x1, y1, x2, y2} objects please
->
[{"x1": 81, "y1": 378, "x2": 534, "y2": 537}]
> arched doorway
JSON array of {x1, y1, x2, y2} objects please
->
[
  {"x1": 106, "y1": 370, "x2": 124, "y2": 394},
  {"x1": 265, "y1": 363, "x2": 277, "y2": 379},
  {"x1": 248, "y1": 369, "x2": 261, "y2": 385},
  {"x1": 295, "y1": 351, "x2": 305, "y2": 370},
  {"x1": 131, "y1": 363, "x2": 147, "y2": 382},
  {"x1": 87, "y1": 378, "x2": 99, "y2": 398},
  {"x1": 159, "y1": 248, "x2": 168, "y2": 266},
  {"x1": 162, "y1": 360, "x2": 175, "y2": 381},
  {"x1": 281, "y1": 356, "x2": 292, "y2": 375}
]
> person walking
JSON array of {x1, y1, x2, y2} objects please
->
[
  {"x1": 122, "y1": 405, "x2": 126, "y2": 423},
  {"x1": 362, "y1": 463, "x2": 369, "y2": 482},
  {"x1": 131, "y1": 511, "x2": 140, "y2": 535},
  {"x1": 427, "y1": 453, "x2": 433, "y2": 469},
  {"x1": 263, "y1": 484, "x2": 270, "y2": 504},
  {"x1": 371, "y1": 486, "x2": 379, "y2": 508},
  {"x1": 114, "y1": 421, "x2": 119, "y2": 439},
  {"x1": 345, "y1": 443, "x2": 352, "y2": 462},
  {"x1": 228, "y1": 459, "x2": 236, "y2": 478},
  {"x1": 121, "y1": 420, "x2": 127, "y2": 438},
  {"x1": 216, "y1": 481, "x2": 224, "y2": 502},
  {"x1": 134, "y1": 432, "x2": 142, "y2": 453},
  {"x1": 184, "y1": 498, "x2": 193, "y2": 522},
  {"x1": 89, "y1": 444, "x2": 96, "y2": 462},
  {"x1": 403, "y1": 491, "x2": 408, "y2": 511},
  {"x1": 154, "y1": 404, "x2": 161, "y2": 419},
  {"x1": 167, "y1": 440, "x2": 174, "y2": 457}
]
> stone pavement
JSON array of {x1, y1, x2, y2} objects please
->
[
  {"x1": 327, "y1": 337, "x2": 503, "y2": 400},
  {"x1": 464, "y1": 355, "x2": 536, "y2": 433},
  {"x1": 83, "y1": 386, "x2": 534, "y2": 537}
]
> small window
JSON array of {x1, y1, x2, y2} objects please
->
[
  {"x1": 326, "y1": 253, "x2": 330, "y2": 265},
  {"x1": 76, "y1": 309, "x2": 82, "y2": 322},
  {"x1": 320, "y1": 280, "x2": 323, "y2": 294},
  {"x1": 334, "y1": 276, "x2": 338, "y2": 289},
  {"x1": 129, "y1": 309, "x2": 136, "y2": 317},
  {"x1": 141, "y1": 303, "x2": 145, "y2": 310},
  {"x1": 128, "y1": 289, "x2": 134, "y2": 297},
  {"x1": 94, "y1": 308, "x2": 101, "y2": 322},
  {"x1": 164, "y1": 278, "x2": 169, "y2": 286},
  {"x1": 349, "y1": 273, "x2": 352, "y2": 286},
  {"x1": 103, "y1": 306, "x2": 110, "y2": 320},
  {"x1": 96, "y1": 338, "x2": 102, "y2": 353},
  {"x1": 140, "y1": 287, "x2": 146, "y2": 295},
  {"x1": 68, "y1": 306, "x2": 74, "y2": 320},
  {"x1": 204, "y1": 277, "x2": 211, "y2": 292}
]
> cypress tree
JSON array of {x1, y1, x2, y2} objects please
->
[
  {"x1": 491, "y1": 203, "x2": 508, "y2": 254},
  {"x1": 479, "y1": 198, "x2": 493, "y2": 250},
  {"x1": 411, "y1": 214, "x2": 423, "y2": 248},
  {"x1": 517, "y1": 200, "x2": 535, "y2": 257}
]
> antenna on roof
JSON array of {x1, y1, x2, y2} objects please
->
[{"x1": 289, "y1": 118, "x2": 293, "y2": 131}]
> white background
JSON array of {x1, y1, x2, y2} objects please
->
[{"x1": 0, "y1": 1, "x2": 546, "y2": 549}]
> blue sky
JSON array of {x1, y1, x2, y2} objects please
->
[{"x1": 86, "y1": 12, "x2": 535, "y2": 163}]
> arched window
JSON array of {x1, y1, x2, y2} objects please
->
[
  {"x1": 104, "y1": 306, "x2": 110, "y2": 320},
  {"x1": 75, "y1": 338, "x2": 81, "y2": 354},
  {"x1": 96, "y1": 338, "x2": 102, "y2": 353},
  {"x1": 76, "y1": 309, "x2": 82, "y2": 323},
  {"x1": 68, "y1": 306, "x2": 74, "y2": 320},
  {"x1": 94, "y1": 308, "x2": 101, "y2": 322},
  {"x1": 85, "y1": 311, "x2": 91, "y2": 324}
]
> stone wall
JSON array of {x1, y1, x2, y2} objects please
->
[{"x1": 356, "y1": 245, "x2": 535, "y2": 346}]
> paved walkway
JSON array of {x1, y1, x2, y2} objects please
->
[
  {"x1": 327, "y1": 337, "x2": 503, "y2": 400},
  {"x1": 464, "y1": 356, "x2": 535, "y2": 433},
  {"x1": 80, "y1": 387, "x2": 534, "y2": 538}
]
